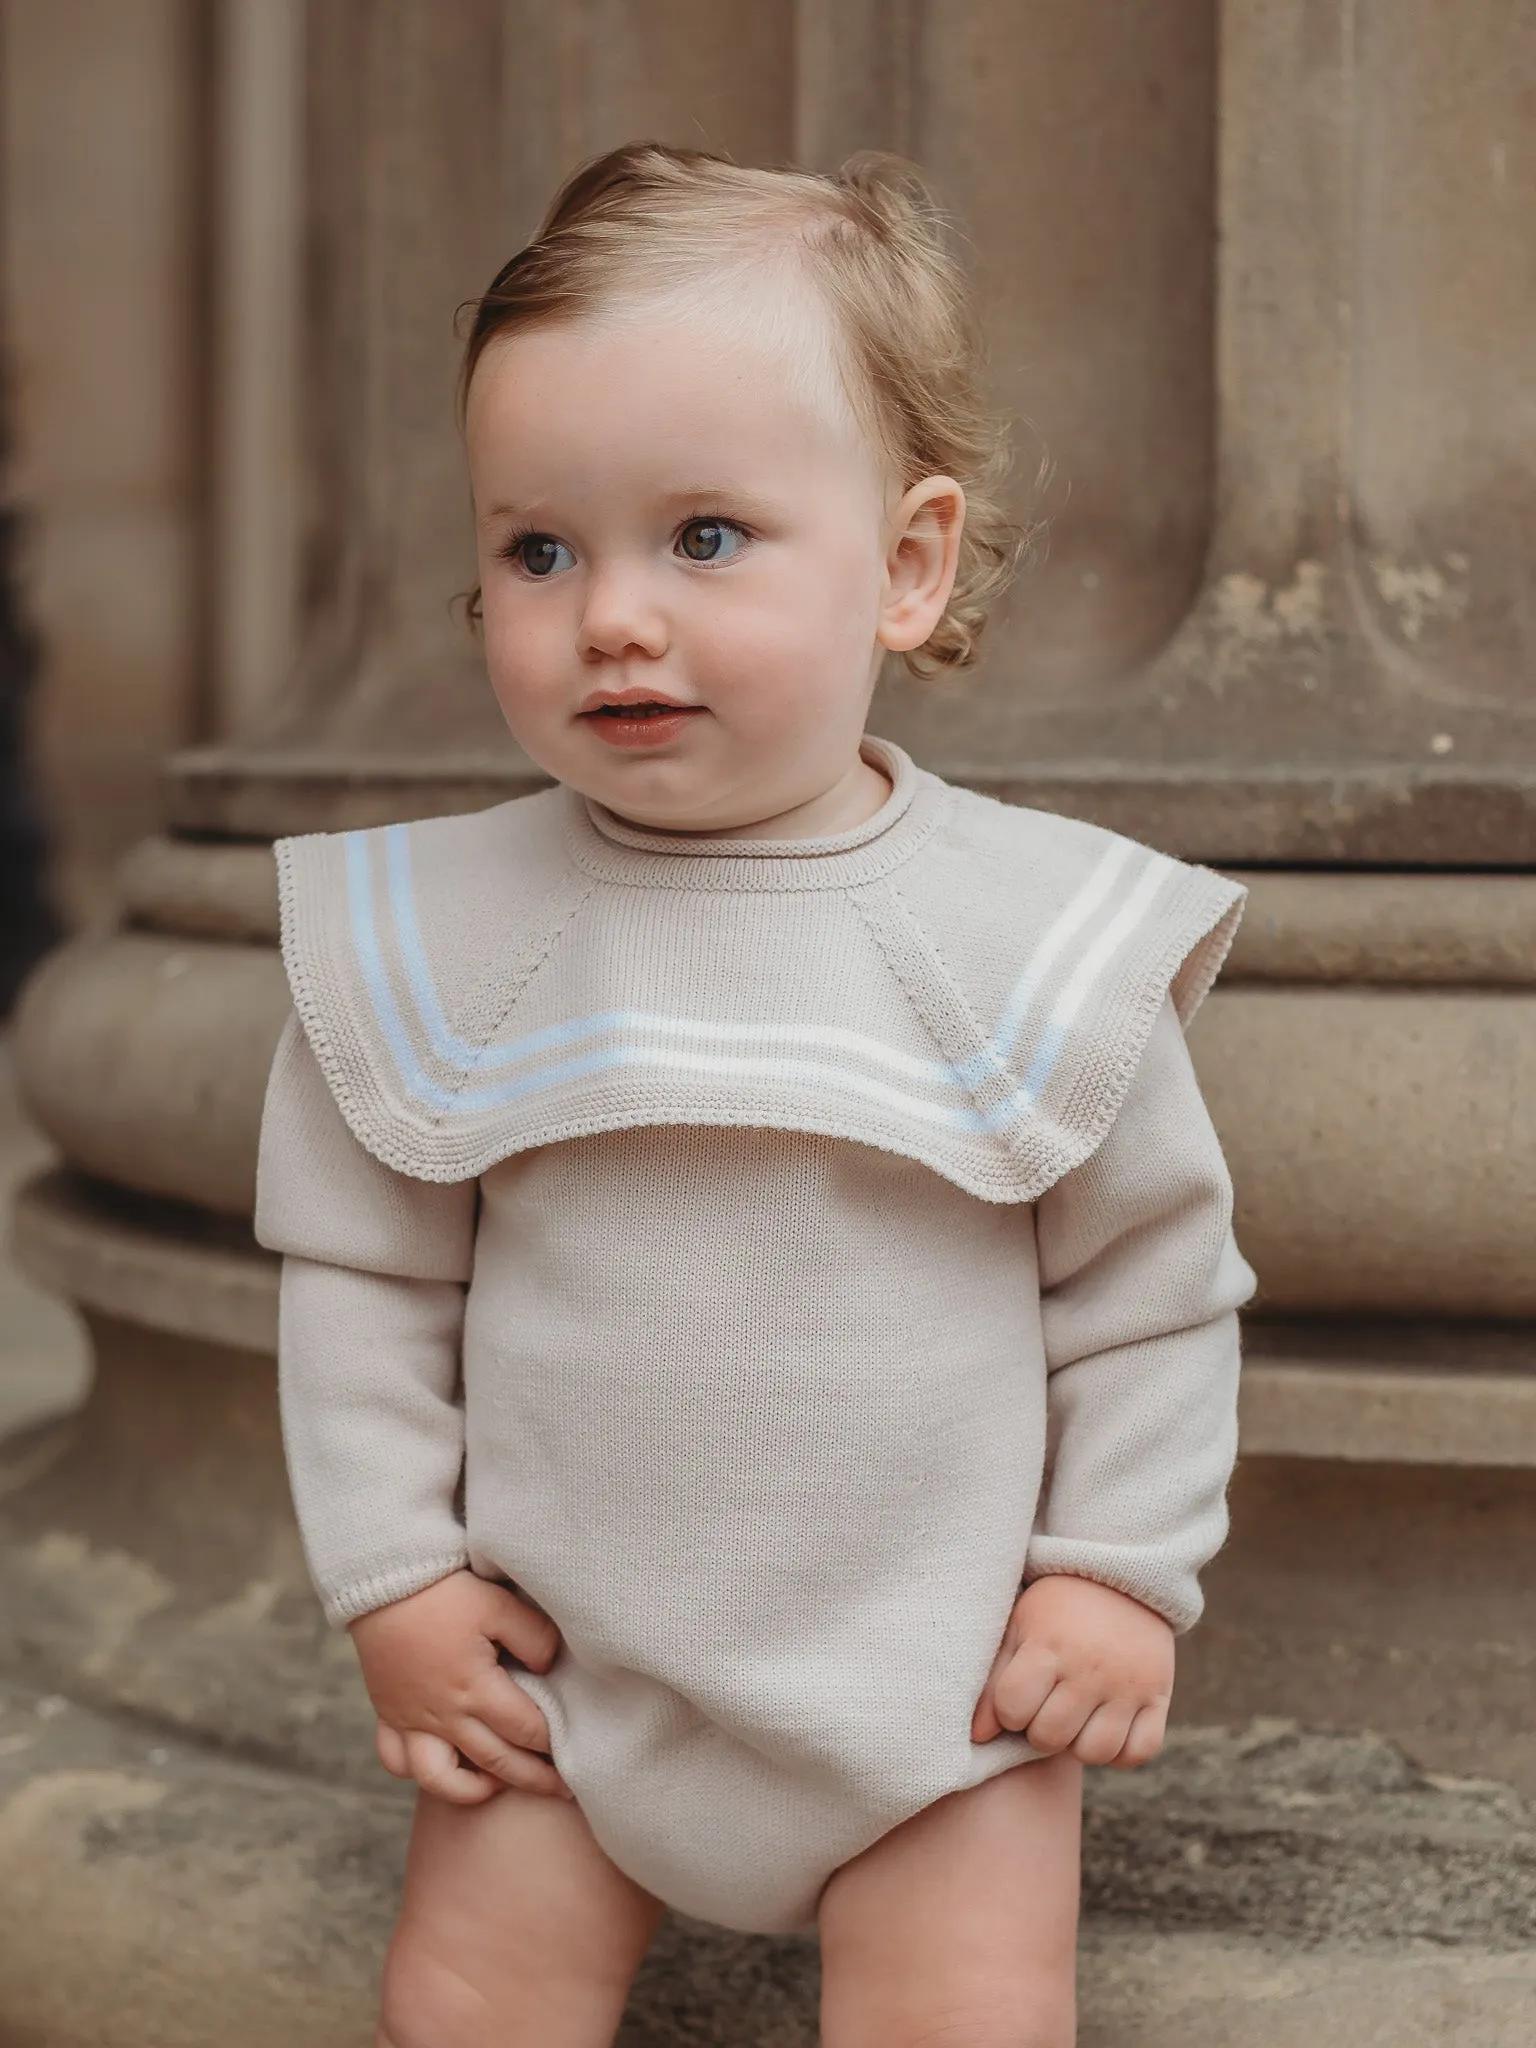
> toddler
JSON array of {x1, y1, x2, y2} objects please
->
[{"x1": 255, "y1": 144, "x2": 1254, "y2": 2048}]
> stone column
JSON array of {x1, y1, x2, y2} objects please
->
[
  {"x1": 0, "y1": 0, "x2": 207, "y2": 922},
  {"x1": 4, "y1": 2, "x2": 1536, "y2": 2038}
]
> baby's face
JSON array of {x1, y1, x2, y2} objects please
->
[{"x1": 466, "y1": 293, "x2": 912, "y2": 834}]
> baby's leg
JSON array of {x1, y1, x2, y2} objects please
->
[
  {"x1": 817, "y1": 1755, "x2": 1082, "y2": 2048},
  {"x1": 377, "y1": 1786, "x2": 665, "y2": 2048}
]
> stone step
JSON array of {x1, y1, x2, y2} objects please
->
[
  {"x1": 0, "y1": 1685, "x2": 1528, "y2": 2047},
  {"x1": 1083, "y1": 1718, "x2": 1536, "y2": 1946},
  {"x1": 1081, "y1": 1928, "x2": 1536, "y2": 2047},
  {"x1": 0, "y1": 1679, "x2": 401, "y2": 2048}
]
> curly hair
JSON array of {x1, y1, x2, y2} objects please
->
[{"x1": 460, "y1": 143, "x2": 1026, "y2": 678}]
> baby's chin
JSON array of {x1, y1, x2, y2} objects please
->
[
  {"x1": 560, "y1": 756, "x2": 766, "y2": 835},
  {"x1": 584, "y1": 764, "x2": 830, "y2": 838}
]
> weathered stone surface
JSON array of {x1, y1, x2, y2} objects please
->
[
  {"x1": 1224, "y1": 871, "x2": 1536, "y2": 985},
  {"x1": 1083, "y1": 1721, "x2": 1536, "y2": 1946},
  {"x1": 1180, "y1": 1456, "x2": 1536, "y2": 1797},
  {"x1": 117, "y1": 834, "x2": 280, "y2": 946},
  {"x1": 1189, "y1": 987, "x2": 1536, "y2": 1315},
  {"x1": 12, "y1": 1166, "x2": 278, "y2": 1353},
  {"x1": 0, "y1": 1047, "x2": 90, "y2": 1443},
  {"x1": 12, "y1": 931, "x2": 289, "y2": 1216},
  {"x1": 1075, "y1": 1928, "x2": 1536, "y2": 2048},
  {"x1": 0, "y1": 1679, "x2": 400, "y2": 2048},
  {"x1": 3, "y1": 0, "x2": 206, "y2": 924},
  {"x1": 1239, "y1": 1320, "x2": 1536, "y2": 1465},
  {"x1": 0, "y1": 1311, "x2": 374, "y2": 1785}
]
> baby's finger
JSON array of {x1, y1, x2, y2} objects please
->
[
  {"x1": 970, "y1": 1685, "x2": 1003, "y2": 1745},
  {"x1": 487, "y1": 1587, "x2": 562, "y2": 1673},
  {"x1": 475, "y1": 1670, "x2": 555, "y2": 1757},
  {"x1": 1024, "y1": 1681, "x2": 1096, "y2": 1756},
  {"x1": 1111, "y1": 1700, "x2": 1170, "y2": 1770},
  {"x1": 1071, "y1": 1700, "x2": 1136, "y2": 1768},
  {"x1": 375, "y1": 1720, "x2": 411, "y2": 1778},
  {"x1": 969, "y1": 1630, "x2": 1018, "y2": 1743},
  {"x1": 404, "y1": 1729, "x2": 500, "y2": 1807},
  {"x1": 990, "y1": 1641, "x2": 1060, "y2": 1736},
  {"x1": 453, "y1": 1715, "x2": 574, "y2": 1801}
]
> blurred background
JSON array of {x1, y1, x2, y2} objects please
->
[
  {"x1": 1, "y1": 0, "x2": 306, "y2": 1632},
  {"x1": 2, "y1": 2, "x2": 301, "y2": 943},
  {"x1": 1, "y1": 5, "x2": 1534, "y2": 2045}
]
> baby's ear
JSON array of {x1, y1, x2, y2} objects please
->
[{"x1": 878, "y1": 476, "x2": 966, "y2": 654}]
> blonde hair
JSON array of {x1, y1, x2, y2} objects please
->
[{"x1": 460, "y1": 143, "x2": 1024, "y2": 677}]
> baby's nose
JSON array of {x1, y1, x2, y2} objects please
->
[{"x1": 577, "y1": 568, "x2": 669, "y2": 662}]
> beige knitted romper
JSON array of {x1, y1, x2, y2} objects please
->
[{"x1": 255, "y1": 739, "x2": 1254, "y2": 1933}]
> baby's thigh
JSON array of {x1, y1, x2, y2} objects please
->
[
  {"x1": 817, "y1": 1756, "x2": 1083, "y2": 2048},
  {"x1": 380, "y1": 1788, "x2": 665, "y2": 2048}
]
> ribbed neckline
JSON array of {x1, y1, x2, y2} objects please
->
[{"x1": 564, "y1": 737, "x2": 946, "y2": 892}]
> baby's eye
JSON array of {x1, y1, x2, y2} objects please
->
[
  {"x1": 676, "y1": 519, "x2": 746, "y2": 564},
  {"x1": 511, "y1": 533, "x2": 576, "y2": 578}
]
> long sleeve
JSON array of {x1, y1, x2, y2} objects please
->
[
  {"x1": 255, "y1": 1014, "x2": 479, "y2": 1626},
  {"x1": 1028, "y1": 997, "x2": 1256, "y2": 1632}
]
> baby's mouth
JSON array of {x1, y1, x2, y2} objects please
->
[
  {"x1": 581, "y1": 697, "x2": 705, "y2": 749},
  {"x1": 589, "y1": 701, "x2": 694, "y2": 720}
]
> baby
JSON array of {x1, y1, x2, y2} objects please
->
[{"x1": 255, "y1": 145, "x2": 1254, "y2": 2048}]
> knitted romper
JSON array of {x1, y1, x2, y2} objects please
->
[{"x1": 255, "y1": 739, "x2": 1255, "y2": 1934}]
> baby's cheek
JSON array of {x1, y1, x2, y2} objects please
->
[
  {"x1": 705, "y1": 607, "x2": 869, "y2": 733},
  {"x1": 485, "y1": 610, "x2": 577, "y2": 732}
]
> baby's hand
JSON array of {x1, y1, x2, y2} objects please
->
[
  {"x1": 970, "y1": 1574, "x2": 1174, "y2": 1768},
  {"x1": 349, "y1": 1569, "x2": 572, "y2": 1806}
]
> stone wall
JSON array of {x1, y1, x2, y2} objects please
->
[
  {"x1": 1, "y1": 0, "x2": 206, "y2": 925},
  {"x1": 0, "y1": 0, "x2": 304, "y2": 924}
]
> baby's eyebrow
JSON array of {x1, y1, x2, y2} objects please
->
[
  {"x1": 478, "y1": 488, "x2": 783, "y2": 531},
  {"x1": 656, "y1": 486, "x2": 781, "y2": 518},
  {"x1": 479, "y1": 501, "x2": 545, "y2": 527}
]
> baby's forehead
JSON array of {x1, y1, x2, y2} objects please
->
[{"x1": 480, "y1": 259, "x2": 881, "y2": 462}]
